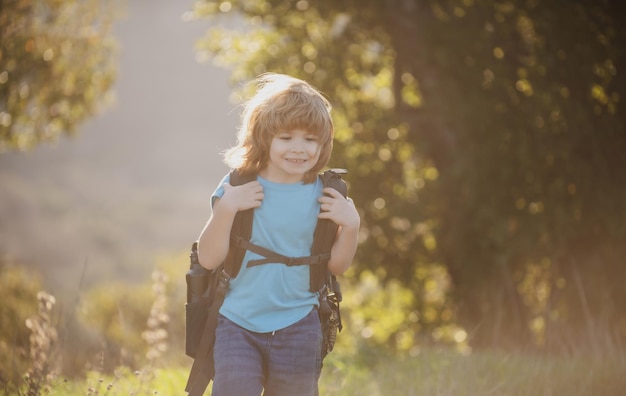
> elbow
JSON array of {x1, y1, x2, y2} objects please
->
[
  {"x1": 327, "y1": 259, "x2": 351, "y2": 276},
  {"x1": 197, "y1": 250, "x2": 212, "y2": 270}
]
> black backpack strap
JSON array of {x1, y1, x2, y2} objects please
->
[
  {"x1": 227, "y1": 169, "x2": 345, "y2": 277},
  {"x1": 231, "y1": 235, "x2": 331, "y2": 267},
  {"x1": 310, "y1": 169, "x2": 348, "y2": 292},
  {"x1": 223, "y1": 170, "x2": 256, "y2": 278}
]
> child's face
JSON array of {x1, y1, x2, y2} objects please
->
[{"x1": 261, "y1": 128, "x2": 321, "y2": 183}]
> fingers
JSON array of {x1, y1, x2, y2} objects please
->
[
  {"x1": 319, "y1": 191, "x2": 348, "y2": 214},
  {"x1": 223, "y1": 181, "x2": 264, "y2": 211},
  {"x1": 321, "y1": 187, "x2": 341, "y2": 198},
  {"x1": 242, "y1": 182, "x2": 264, "y2": 208},
  {"x1": 317, "y1": 186, "x2": 359, "y2": 226}
]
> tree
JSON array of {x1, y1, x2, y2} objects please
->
[
  {"x1": 191, "y1": 0, "x2": 626, "y2": 352},
  {"x1": 0, "y1": 0, "x2": 119, "y2": 151}
]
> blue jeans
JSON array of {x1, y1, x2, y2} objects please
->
[{"x1": 212, "y1": 309, "x2": 322, "y2": 396}]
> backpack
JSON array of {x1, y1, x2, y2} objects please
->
[{"x1": 184, "y1": 169, "x2": 348, "y2": 396}]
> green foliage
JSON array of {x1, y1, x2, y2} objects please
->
[
  {"x1": 191, "y1": 0, "x2": 626, "y2": 352},
  {"x1": 78, "y1": 280, "x2": 155, "y2": 372},
  {"x1": 70, "y1": 250, "x2": 191, "y2": 374},
  {"x1": 422, "y1": 0, "x2": 626, "y2": 349},
  {"x1": 1, "y1": 251, "x2": 190, "y2": 388},
  {"x1": 0, "y1": 0, "x2": 119, "y2": 151},
  {"x1": 335, "y1": 269, "x2": 469, "y2": 365},
  {"x1": 153, "y1": 251, "x2": 191, "y2": 367}
]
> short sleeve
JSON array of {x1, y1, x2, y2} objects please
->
[{"x1": 211, "y1": 173, "x2": 231, "y2": 208}]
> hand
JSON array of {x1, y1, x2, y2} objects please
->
[
  {"x1": 219, "y1": 181, "x2": 264, "y2": 213},
  {"x1": 318, "y1": 187, "x2": 360, "y2": 229}
]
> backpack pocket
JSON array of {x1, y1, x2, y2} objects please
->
[{"x1": 185, "y1": 297, "x2": 210, "y2": 358}]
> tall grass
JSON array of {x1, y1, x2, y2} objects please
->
[
  {"x1": 41, "y1": 345, "x2": 626, "y2": 395},
  {"x1": 46, "y1": 366, "x2": 189, "y2": 396},
  {"x1": 21, "y1": 292, "x2": 59, "y2": 396},
  {"x1": 320, "y1": 347, "x2": 626, "y2": 396}
]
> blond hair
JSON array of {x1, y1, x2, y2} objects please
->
[{"x1": 224, "y1": 73, "x2": 334, "y2": 183}]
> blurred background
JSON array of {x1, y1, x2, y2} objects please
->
[{"x1": 1, "y1": 0, "x2": 237, "y2": 291}]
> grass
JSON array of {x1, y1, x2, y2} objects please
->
[
  {"x1": 47, "y1": 366, "x2": 190, "y2": 395},
  {"x1": 41, "y1": 347, "x2": 626, "y2": 396},
  {"x1": 321, "y1": 348, "x2": 626, "y2": 395}
]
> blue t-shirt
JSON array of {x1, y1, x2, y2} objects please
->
[{"x1": 212, "y1": 173, "x2": 322, "y2": 333}]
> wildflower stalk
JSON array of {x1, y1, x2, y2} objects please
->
[
  {"x1": 22, "y1": 291, "x2": 58, "y2": 396},
  {"x1": 133, "y1": 270, "x2": 170, "y2": 394}
]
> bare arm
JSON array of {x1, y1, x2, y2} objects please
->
[
  {"x1": 318, "y1": 187, "x2": 360, "y2": 275},
  {"x1": 197, "y1": 181, "x2": 264, "y2": 270}
]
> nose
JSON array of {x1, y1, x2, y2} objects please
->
[{"x1": 291, "y1": 138, "x2": 305, "y2": 153}]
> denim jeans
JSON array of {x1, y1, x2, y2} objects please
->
[{"x1": 212, "y1": 309, "x2": 322, "y2": 396}]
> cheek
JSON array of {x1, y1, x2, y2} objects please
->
[
  {"x1": 268, "y1": 138, "x2": 284, "y2": 153},
  {"x1": 307, "y1": 142, "x2": 321, "y2": 156}
]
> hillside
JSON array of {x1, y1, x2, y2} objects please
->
[{"x1": 0, "y1": 0, "x2": 239, "y2": 294}]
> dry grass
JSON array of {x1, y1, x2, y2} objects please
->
[{"x1": 320, "y1": 346, "x2": 626, "y2": 396}]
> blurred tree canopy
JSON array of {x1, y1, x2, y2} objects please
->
[
  {"x1": 191, "y1": 0, "x2": 626, "y2": 351},
  {"x1": 0, "y1": 0, "x2": 119, "y2": 151}
]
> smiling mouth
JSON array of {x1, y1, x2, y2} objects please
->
[{"x1": 286, "y1": 158, "x2": 307, "y2": 163}]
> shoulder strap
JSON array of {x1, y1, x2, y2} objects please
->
[
  {"x1": 223, "y1": 169, "x2": 256, "y2": 278},
  {"x1": 225, "y1": 168, "x2": 347, "y2": 285},
  {"x1": 310, "y1": 169, "x2": 348, "y2": 292}
]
